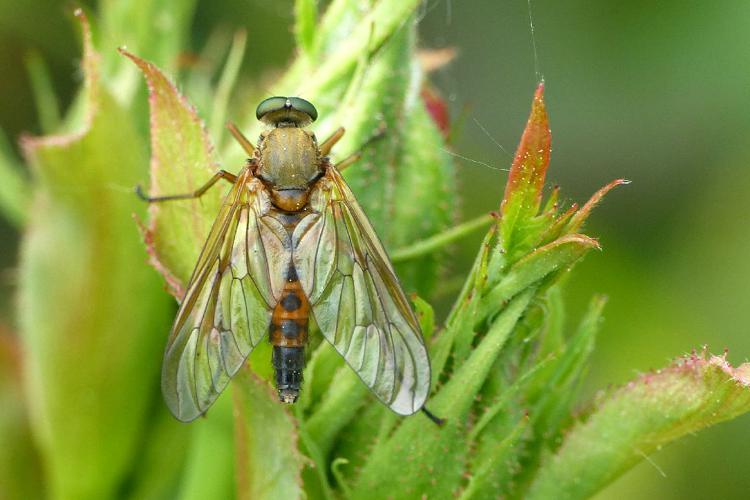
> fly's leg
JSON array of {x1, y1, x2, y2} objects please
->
[
  {"x1": 135, "y1": 170, "x2": 238, "y2": 203},
  {"x1": 421, "y1": 406, "x2": 446, "y2": 427},
  {"x1": 334, "y1": 151, "x2": 362, "y2": 171},
  {"x1": 227, "y1": 122, "x2": 256, "y2": 156},
  {"x1": 319, "y1": 127, "x2": 346, "y2": 156}
]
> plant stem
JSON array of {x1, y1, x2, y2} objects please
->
[
  {"x1": 209, "y1": 30, "x2": 247, "y2": 143},
  {"x1": 25, "y1": 50, "x2": 61, "y2": 133},
  {"x1": 0, "y1": 131, "x2": 31, "y2": 227},
  {"x1": 391, "y1": 213, "x2": 494, "y2": 263}
]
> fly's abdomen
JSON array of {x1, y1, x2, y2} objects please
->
[
  {"x1": 272, "y1": 346, "x2": 304, "y2": 403},
  {"x1": 270, "y1": 265, "x2": 309, "y2": 403}
]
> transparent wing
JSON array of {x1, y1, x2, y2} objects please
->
[
  {"x1": 162, "y1": 173, "x2": 285, "y2": 422},
  {"x1": 293, "y1": 167, "x2": 430, "y2": 415}
]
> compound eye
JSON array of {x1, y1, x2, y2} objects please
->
[
  {"x1": 256, "y1": 97, "x2": 286, "y2": 120},
  {"x1": 288, "y1": 97, "x2": 318, "y2": 121},
  {"x1": 256, "y1": 96, "x2": 318, "y2": 126}
]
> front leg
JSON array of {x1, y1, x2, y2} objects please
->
[{"x1": 135, "y1": 169, "x2": 238, "y2": 203}]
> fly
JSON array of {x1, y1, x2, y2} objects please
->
[{"x1": 138, "y1": 97, "x2": 439, "y2": 424}]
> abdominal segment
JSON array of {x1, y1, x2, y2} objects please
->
[{"x1": 269, "y1": 264, "x2": 310, "y2": 403}]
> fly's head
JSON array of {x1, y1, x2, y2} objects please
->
[{"x1": 255, "y1": 96, "x2": 323, "y2": 212}]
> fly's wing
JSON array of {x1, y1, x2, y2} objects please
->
[
  {"x1": 293, "y1": 167, "x2": 430, "y2": 415},
  {"x1": 162, "y1": 173, "x2": 287, "y2": 422}
]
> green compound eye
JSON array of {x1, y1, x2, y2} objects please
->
[
  {"x1": 256, "y1": 96, "x2": 318, "y2": 126},
  {"x1": 287, "y1": 97, "x2": 317, "y2": 121}
]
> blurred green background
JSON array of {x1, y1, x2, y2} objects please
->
[{"x1": 1, "y1": 0, "x2": 748, "y2": 498}]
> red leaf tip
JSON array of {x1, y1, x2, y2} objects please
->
[
  {"x1": 500, "y1": 83, "x2": 552, "y2": 216},
  {"x1": 534, "y1": 81, "x2": 545, "y2": 101},
  {"x1": 528, "y1": 83, "x2": 548, "y2": 125}
]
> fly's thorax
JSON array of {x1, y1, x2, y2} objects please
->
[{"x1": 256, "y1": 127, "x2": 322, "y2": 212}]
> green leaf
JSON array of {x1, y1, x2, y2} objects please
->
[
  {"x1": 24, "y1": 50, "x2": 61, "y2": 133},
  {"x1": 391, "y1": 97, "x2": 457, "y2": 294},
  {"x1": 179, "y1": 391, "x2": 235, "y2": 500},
  {"x1": 511, "y1": 295, "x2": 607, "y2": 495},
  {"x1": 100, "y1": 0, "x2": 199, "y2": 103},
  {"x1": 310, "y1": 0, "x2": 361, "y2": 59},
  {"x1": 325, "y1": 16, "x2": 456, "y2": 296},
  {"x1": 352, "y1": 291, "x2": 534, "y2": 499},
  {"x1": 183, "y1": 29, "x2": 238, "y2": 119},
  {"x1": 351, "y1": 416, "x2": 467, "y2": 500},
  {"x1": 528, "y1": 295, "x2": 606, "y2": 427},
  {"x1": 460, "y1": 415, "x2": 529, "y2": 500},
  {"x1": 481, "y1": 234, "x2": 600, "y2": 323},
  {"x1": 126, "y1": 406, "x2": 190, "y2": 500},
  {"x1": 208, "y1": 30, "x2": 247, "y2": 146},
  {"x1": 295, "y1": 0, "x2": 318, "y2": 55},
  {"x1": 18, "y1": 12, "x2": 172, "y2": 498},
  {"x1": 536, "y1": 285, "x2": 566, "y2": 357},
  {"x1": 412, "y1": 294, "x2": 435, "y2": 344},
  {"x1": 527, "y1": 351, "x2": 750, "y2": 499},
  {"x1": 300, "y1": 340, "x2": 342, "y2": 414},
  {"x1": 470, "y1": 355, "x2": 554, "y2": 445},
  {"x1": 0, "y1": 130, "x2": 31, "y2": 226},
  {"x1": 0, "y1": 335, "x2": 43, "y2": 500},
  {"x1": 430, "y1": 227, "x2": 495, "y2": 384},
  {"x1": 275, "y1": 0, "x2": 427, "y2": 102},
  {"x1": 326, "y1": 401, "x2": 392, "y2": 489},
  {"x1": 122, "y1": 49, "x2": 224, "y2": 294},
  {"x1": 234, "y1": 370, "x2": 304, "y2": 500},
  {"x1": 534, "y1": 202, "x2": 578, "y2": 247},
  {"x1": 302, "y1": 362, "x2": 367, "y2": 460},
  {"x1": 333, "y1": 22, "x2": 414, "y2": 241},
  {"x1": 435, "y1": 290, "x2": 536, "y2": 419}
]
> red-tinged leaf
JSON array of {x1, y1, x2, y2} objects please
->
[
  {"x1": 541, "y1": 185, "x2": 560, "y2": 216},
  {"x1": 121, "y1": 49, "x2": 223, "y2": 297},
  {"x1": 234, "y1": 369, "x2": 304, "y2": 500},
  {"x1": 499, "y1": 83, "x2": 551, "y2": 251},
  {"x1": 535, "y1": 202, "x2": 578, "y2": 246},
  {"x1": 566, "y1": 178, "x2": 630, "y2": 233},
  {"x1": 22, "y1": 9, "x2": 100, "y2": 187},
  {"x1": 527, "y1": 350, "x2": 750, "y2": 500}
]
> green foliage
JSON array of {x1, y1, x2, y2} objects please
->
[
  {"x1": 527, "y1": 351, "x2": 750, "y2": 499},
  {"x1": 0, "y1": 129, "x2": 31, "y2": 226},
  {"x1": 17, "y1": 12, "x2": 172, "y2": 498},
  {"x1": 1, "y1": 2, "x2": 749, "y2": 500},
  {"x1": 121, "y1": 48, "x2": 224, "y2": 295},
  {"x1": 234, "y1": 370, "x2": 305, "y2": 500}
]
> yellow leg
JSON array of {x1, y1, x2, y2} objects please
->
[
  {"x1": 136, "y1": 170, "x2": 238, "y2": 203},
  {"x1": 227, "y1": 122, "x2": 256, "y2": 156},
  {"x1": 334, "y1": 152, "x2": 362, "y2": 171},
  {"x1": 319, "y1": 127, "x2": 345, "y2": 156}
]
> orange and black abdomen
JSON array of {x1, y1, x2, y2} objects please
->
[{"x1": 270, "y1": 264, "x2": 310, "y2": 403}]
